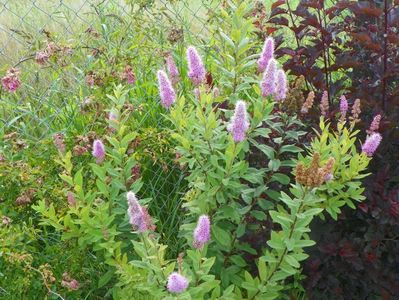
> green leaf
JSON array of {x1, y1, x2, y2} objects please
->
[
  {"x1": 91, "y1": 163, "x2": 106, "y2": 180},
  {"x1": 236, "y1": 223, "x2": 246, "y2": 238},
  {"x1": 267, "y1": 232, "x2": 285, "y2": 250},
  {"x1": 213, "y1": 225, "x2": 232, "y2": 248},
  {"x1": 258, "y1": 199, "x2": 274, "y2": 210},
  {"x1": 241, "y1": 282, "x2": 258, "y2": 292},
  {"x1": 250, "y1": 210, "x2": 267, "y2": 221},
  {"x1": 280, "y1": 144, "x2": 302, "y2": 154},
  {"x1": 59, "y1": 174, "x2": 73, "y2": 186},
  {"x1": 220, "y1": 31, "x2": 235, "y2": 48},
  {"x1": 256, "y1": 144, "x2": 275, "y2": 159},
  {"x1": 271, "y1": 173, "x2": 290, "y2": 185},
  {"x1": 284, "y1": 255, "x2": 300, "y2": 268},
  {"x1": 74, "y1": 168, "x2": 83, "y2": 187},
  {"x1": 201, "y1": 257, "x2": 216, "y2": 273},
  {"x1": 230, "y1": 255, "x2": 247, "y2": 267},
  {"x1": 98, "y1": 268, "x2": 115, "y2": 288},
  {"x1": 268, "y1": 159, "x2": 281, "y2": 171},
  {"x1": 258, "y1": 258, "x2": 267, "y2": 281},
  {"x1": 302, "y1": 208, "x2": 323, "y2": 217},
  {"x1": 295, "y1": 239, "x2": 316, "y2": 248},
  {"x1": 265, "y1": 189, "x2": 281, "y2": 201}
]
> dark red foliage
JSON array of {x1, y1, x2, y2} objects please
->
[
  {"x1": 304, "y1": 162, "x2": 399, "y2": 299},
  {"x1": 260, "y1": 1, "x2": 399, "y2": 298},
  {"x1": 266, "y1": 0, "x2": 399, "y2": 113}
]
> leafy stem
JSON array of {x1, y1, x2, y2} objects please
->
[{"x1": 250, "y1": 186, "x2": 309, "y2": 300}]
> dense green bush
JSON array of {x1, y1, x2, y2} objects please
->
[{"x1": 0, "y1": 1, "x2": 390, "y2": 299}]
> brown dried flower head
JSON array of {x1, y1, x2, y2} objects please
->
[
  {"x1": 283, "y1": 75, "x2": 306, "y2": 113},
  {"x1": 350, "y1": 98, "x2": 361, "y2": 123},
  {"x1": 295, "y1": 152, "x2": 335, "y2": 188},
  {"x1": 301, "y1": 91, "x2": 315, "y2": 114}
]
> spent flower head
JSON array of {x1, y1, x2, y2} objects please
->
[
  {"x1": 123, "y1": 65, "x2": 136, "y2": 84},
  {"x1": 301, "y1": 91, "x2": 315, "y2": 114},
  {"x1": 1, "y1": 68, "x2": 21, "y2": 93},
  {"x1": 350, "y1": 99, "x2": 361, "y2": 123},
  {"x1": 320, "y1": 91, "x2": 329, "y2": 117},
  {"x1": 295, "y1": 153, "x2": 335, "y2": 187},
  {"x1": 35, "y1": 51, "x2": 50, "y2": 65},
  {"x1": 213, "y1": 86, "x2": 220, "y2": 98}
]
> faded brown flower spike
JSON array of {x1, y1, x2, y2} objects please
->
[{"x1": 295, "y1": 152, "x2": 335, "y2": 187}]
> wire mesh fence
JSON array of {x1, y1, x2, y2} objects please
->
[
  {"x1": 0, "y1": 0, "x2": 220, "y2": 138},
  {"x1": 0, "y1": 0, "x2": 222, "y2": 254}
]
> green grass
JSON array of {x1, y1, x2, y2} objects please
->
[
  {"x1": 0, "y1": 0, "x2": 99, "y2": 65},
  {"x1": 0, "y1": 0, "x2": 215, "y2": 140},
  {"x1": 0, "y1": 0, "x2": 214, "y2": 65}
]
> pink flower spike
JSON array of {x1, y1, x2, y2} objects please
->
[
  {"x1": 166, "y1": 55, "x2": 179, "y2": 84},
  {"x1": 257, "y1": 37, "x2": 275, "y2": 73},
  {"x1": 367, "y1": 114, "x2": 381, "y2": 135},
  {"x1": 275, "y1": 69, "x2": 287, "y2": 101},
  {"x1": 167, "y1": 272, "x2": 189, "y2": 293},
  {"x1": 340, "y1": 95, "x2": 348, "y2": 115},
  {"x1": 92, "y1": 139, "x2": 105, "y2": 163},
  {"x1": 157, "y1": 70, "x2": 176, "y2": 109},
  {"x1": 193, "y1": 215, "x2": 211, "y2": 249},
  {"x1": 340, "y1": 95, "x2": 348, "y2": 112},
  {"x1": 260, "y1": 58, "x2": 277, "y2": 97},
  {"x1": 361, "y1": 133, "x2": 382, "y2": 157},
  {"x1": 126, "y1": 191, "x2": 154, "y2": 232},
  {"x1": 227, "y1": 100, "x2": 250, "y2": 143},
  {"x1": 187, "y1": 46, "x2": 206, "y2": 86}
]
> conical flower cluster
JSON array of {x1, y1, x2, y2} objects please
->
[
  {"x1": 193, "y1": 215, "x2": 211, "y2": 249},
  {"x1": 257, "y1": 37, "x2": 274, "y2": 73},
  {"x1": 166, "y1": 55, "x2": 179, "y2": 84},
  {"x1": 227, "y1": 100, "x2": 250, "y2": 142},
  {"x1": 187, "y1": 46, "x2": 206, "y2": 86},
  {"x1": 361, "y1": 133, "x2": 382, "y2": 157},
  {"x1": 126, "y1": 192, "x2": 155, "y2": 232},
  {"x1": 92, "y1": 139, "x2": 105, "y2": 164},
  {"x1": 167, "y1": 272, "x2": 189, "y2": 293},
  {"x1": 260, "y1": 58, "x2": 277, "y2": 97},
  {"x1": 157, "y1": 70, "x2": 176, "y2": 109}
]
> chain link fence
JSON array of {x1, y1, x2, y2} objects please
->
[
  {"x1": 0, "y1": 0, "x2": 219, "y2": 137},
  {"x1": 0, "y1": 0, "x2": 222, "y2": 254}
]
